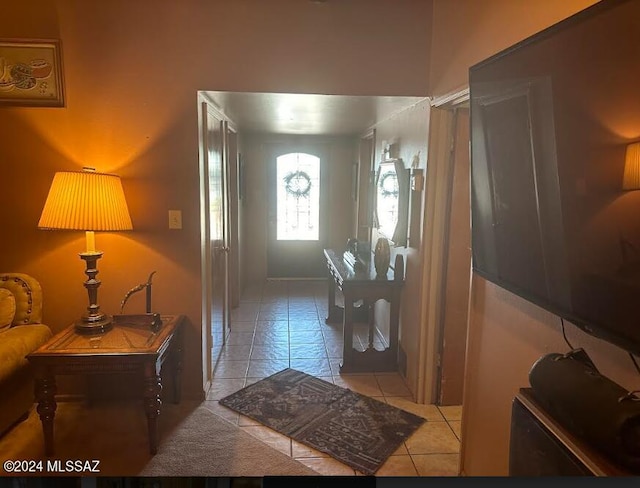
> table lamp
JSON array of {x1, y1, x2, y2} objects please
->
[
  {"x1": 38, "y1": 168, "x2": 133, "y2": 333},
  {"x1": 622, "y1": 141, "x2": 640, "y2": 190}
]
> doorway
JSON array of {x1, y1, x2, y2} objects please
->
[
  {"x1": 267, "y1": 144, "x2": 328, "y2": 278},
  {"x1": 198, "y1": 94, "x2": 233, "y2": 388}
]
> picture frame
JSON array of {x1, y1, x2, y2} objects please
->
[{"x1": 0, "y1": 38, "x2": 65, "y2": 107}]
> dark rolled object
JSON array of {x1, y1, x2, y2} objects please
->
[{"x1": 529, "y1": 351, "x2": 640, "y2": 473}]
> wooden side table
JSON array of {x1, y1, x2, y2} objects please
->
[{"x1": 27, "y1": 314, "x2": 184, "y2": 456}]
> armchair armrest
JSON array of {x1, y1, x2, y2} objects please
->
[{"x1": 0, "y1": 273, "x2": 43, "y2": 325}]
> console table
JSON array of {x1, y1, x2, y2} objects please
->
[
  {"x1": 27, "y1": 314, "x2": 184, "y2": 456},
  {"x1": 323, "y1": 248, "x2": 404, "y2": 373}
]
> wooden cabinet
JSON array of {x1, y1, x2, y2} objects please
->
[{"x1": 510, "y1": 388, "x2": 632, "y2": 476}]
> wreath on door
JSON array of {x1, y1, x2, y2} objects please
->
[{"x1": 283, "y1": 170, "x2": 312, "y2": 197}]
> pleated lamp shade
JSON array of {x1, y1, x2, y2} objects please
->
[
  {"x1": 622, "y1": 142, "x2": 640, "y2": 191},
  {"x1": 38, "y1": 170, "x2": 133, "y2": 231}
]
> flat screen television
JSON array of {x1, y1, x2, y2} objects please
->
[{"x1": 469, "y1": 0, "x2": 640, "y2": 355}]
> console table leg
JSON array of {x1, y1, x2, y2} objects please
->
[
  {"x1": 34, "y1": 375, "x2": 57, "y2": 457},
  {"x1": 143, "y1": 363, "x2": 162, "y2": 455},
  {"x1": 325, "y1": 273, "x2": 342, "y2": 324},
  {"x1": 367, "y1": 300, "x2": 375, "y2": 349},
  {"x1": 389, "y1": 289, "x2": 401, "y2": 354},
  {"x1": 341, "y1": 291, "x2": 355, "y2": 372}
]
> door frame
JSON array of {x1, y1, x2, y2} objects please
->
[
  {"x1": 355, "y1": 130, "x2": 376, "y2": 242},
  {"x1": 197, "y1": 92, "x2": 237, "y2": 392},
  {"x1": 227, "y1": 126, "x2": 241, "y2": 308},
  {"x1": 434, "y1": 105, "x2": 471, "y2": 405},
  {"x1": 415, "y1": 87, "x2": 470, "y2": 405}
]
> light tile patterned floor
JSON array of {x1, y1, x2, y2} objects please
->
[{"x1": 206, "y1": 279, "x2": 462, "y2": 476}]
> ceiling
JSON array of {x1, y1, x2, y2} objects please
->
[{"x1": 204, "y1": 91, "x2": 427, "y2": 136}]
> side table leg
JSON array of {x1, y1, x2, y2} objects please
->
[
  {"x1": 143, "y1": 363, "x2": 163, "y2": 455},
  {"x1": 173, "y1": 331, "x2": 183, "y2": 404},
  {"x1": 34, "y1": 375, "x2": 57, "y2": 457}
]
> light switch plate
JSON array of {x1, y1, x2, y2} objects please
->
[{"x1": 168, "y1": 210, "x2": 182, "y2": 229}]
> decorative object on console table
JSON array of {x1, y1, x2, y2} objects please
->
[
  {"x1": 394, "y1": 253, "x2": 404, "y2": 281},
  {"x1": 343, "y1": 238, "x2": 371, "y2": 272},
  {"x1": 344, "y1": 238, "x2": 358, "y2": 268},
  {"x1": 38, "y1": 168, "x2": 133, "y2": 334},
  {"x1": 374, "y1": 237, "x2": 390, "y2": 278},
  {"x1": 0, "y1": 38, "x2": 65, "y2": 107},
  {"x1": 347, "y1": 237, "x2": 358, "y2": 255}
]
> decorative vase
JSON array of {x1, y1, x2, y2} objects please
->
[{"x1": 374, "y1": 237, "x2": 390, "y2": 278}]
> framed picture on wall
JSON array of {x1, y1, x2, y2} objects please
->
[{"x1": 0, "y1": 39, "x2": 65, "y2": 107}]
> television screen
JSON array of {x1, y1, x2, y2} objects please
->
[{"x1": 469, "y1": 0, "x2": 640, "y2": 355}]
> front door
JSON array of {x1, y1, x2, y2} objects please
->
[{"x1": 267, "y1": 145, "x2": 327, "y2": 278}]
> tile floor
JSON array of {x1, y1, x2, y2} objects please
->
[{"x1": 205, "y1": 279, "x2": 462, "y2": 476}]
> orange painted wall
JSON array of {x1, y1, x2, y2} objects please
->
[
  {"x1": 429, "y1": 0, "x2": 600, "y2": 96},
  {"x1": 428, "y1": 0, "x2": 640, "y2": 475},
  {"x1": 0, "y1": 0, "x2": 432, "y2": 399}
]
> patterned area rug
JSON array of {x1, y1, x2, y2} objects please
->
[{"x1": 219, "y1": 368, "x2": 426, "y2": 475}]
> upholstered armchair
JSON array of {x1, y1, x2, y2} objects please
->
[{"x1": 0, "y1": 273, "x2": 52, "y2": 435}]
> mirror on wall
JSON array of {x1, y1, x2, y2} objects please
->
[{"x1": 374, "y1": 158, "x2": 410, "y2": 247}]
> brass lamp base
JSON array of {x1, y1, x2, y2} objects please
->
[
  {"x1": 74, "y1": 314, "x2": 113, "y2": 334},
  {"x1": 75, "y1": 250, "x2": 112, "y2": 334}
]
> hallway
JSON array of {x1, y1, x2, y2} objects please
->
[{"x1": 206, "y1": 280, "x2": 462, "y2": 476}]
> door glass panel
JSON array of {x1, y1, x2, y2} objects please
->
[
  {"x1": 210, "y1": 154, "x2": 223, "y2": 242},
  {"x1": 276, "y1": 152, "x2": 320, "y2": 241}
]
